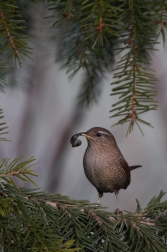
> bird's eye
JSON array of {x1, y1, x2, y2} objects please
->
[{"x1": 96, "y1": 132, "x2": 101, "y2": 137}]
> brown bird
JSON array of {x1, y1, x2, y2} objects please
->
[{"x1": 71, "y1": 127, "x2": 141, "y2": 214}]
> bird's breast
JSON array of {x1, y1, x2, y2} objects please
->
[{"x1": 83, "y1": 146, "x2": 130, "y2": 192}]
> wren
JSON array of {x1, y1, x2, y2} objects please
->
[{"x1": 70, "y1": 127, "x2": 141, "y2": 214}]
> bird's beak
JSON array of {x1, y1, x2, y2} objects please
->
[{"x1": 79, "y1": 132, "x2": 93, "y2": 140}]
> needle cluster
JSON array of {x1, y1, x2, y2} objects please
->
[{"x1": 48, "y1": 0, "x2": 167, "y2": 133}]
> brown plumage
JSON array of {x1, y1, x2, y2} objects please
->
[{"x1": 77, "y1": 127, "x2": 141, "y2": 214}]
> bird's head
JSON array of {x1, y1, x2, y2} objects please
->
[{"x1": 79, "y1": 127, "x2": 117, "y2": 147}]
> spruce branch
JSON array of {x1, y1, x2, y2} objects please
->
[
  {"x1": 0, "y1": 183, "x2": 167, "y2": 251},
  {"x1": 0, "y1": 108, "x2": 8, "y2": 141},
  {"x1": 0, "y1": 1, "x2": 32, "y2": 67},
  {"x1": 0, "y1": 9, "x2": 19, "y2": 62},
  {"x1": 154, "y1": 0, "x2": 167, "y2": 45},
  {"x1": 0, "y1": 184, "x2": 126, "y2": 251},
  {"x1": 0, "y1": 156, "x2": 38, "y2": 188},
  {"x1": 110, "y1": 0, "x2": 158, "y2": 134},
  {"x1": 48, "y1": 0, "x2": 117, "y2": 107},
  {"x1": 47, "y1": 0, "x2": 167, "y2": 133},
  {"x1": 113, "y1": 190, "x2": 167, "y2": 252}
]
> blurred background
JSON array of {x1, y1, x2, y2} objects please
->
[{"x1": 0, "y1": 1, "x2": 167, "y2": 212}]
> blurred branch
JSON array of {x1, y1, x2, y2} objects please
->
[
  {"x1": 48, "y1": 0, "x2": 116, "y2": 107},
  {"x1": 0, "y1": 108, "x2": 8, "y2": 141},
  {"x1": 154, "y1": 0, "x2": 167, "y2": 45},
  {"x1": 47, "y1": 107, "x2": 84, "y2": 192}
]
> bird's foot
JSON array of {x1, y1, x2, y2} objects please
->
[
  {"x1": 114, "y1": 208, "x2": 122, "y2": 216},
  {"x1": 96, "y1": 200, "x2": 100, "y2": 207}
]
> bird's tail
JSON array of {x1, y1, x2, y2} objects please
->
[{"x1": 129, "y1": 165, "x2": 142, "y2": 171}]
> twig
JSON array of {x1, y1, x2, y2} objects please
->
[
  {"x1": 86, "y1": 209, "x2": 103, "y2": 226},
  {"x1": 0, "y1": 9, "x2": 19, "y2": 59},
  {"x1": 130, "y1": 0, "x2": 136, "y2": 125}
]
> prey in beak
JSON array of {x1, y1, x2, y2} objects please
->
[{"x1": 70, "y1": 132, "x2": 93, "y2": 148}]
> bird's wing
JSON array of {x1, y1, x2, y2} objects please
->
[{"x1": 118, "y1": 158, "x2": 131, "y2": 189}]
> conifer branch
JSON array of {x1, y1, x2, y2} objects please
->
[
  {"x1": 47, "y1": 1, "x2": 167, "y2": 134},
  {"x1": 155, "y1": 0, "x2": 167, "y2": 45},
  {"x1": 110, "y1": 1, "x2": 158, "y2": 134},
  {"x1": 48, "y1": 0, "x2": 117, "y2": 107},
  {"x1": 0, "y1": 108, "x2": 8, "y2": 141},
  {"x1": 0, "y1": 1, "x2": 32, "y2": 68},
  {"x1": 130, "y1": 0, "x2": 137, "y2": 126},
  {"x1": 0, "y1": 10, "x2": 19, "y2": 61},
  {"x1": 0, "y1": 156, "x2": 38, "y2": 188},
  {"x1": 86, "y1": 208, "x2": 103, "y2": 226},
  {"x1": 0, "y1": 183, "x2": 167, "y2": 251}
]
